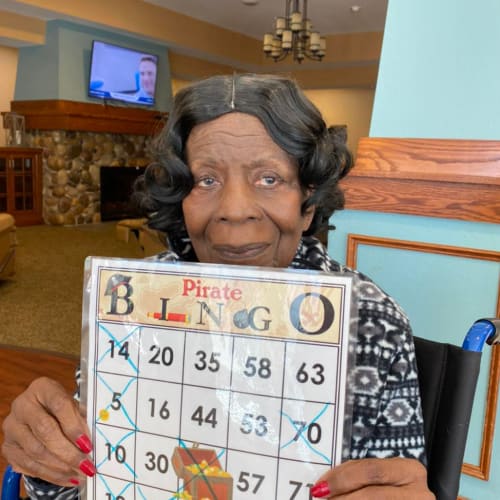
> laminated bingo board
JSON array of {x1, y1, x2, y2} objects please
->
[{"x1": 81, "y1": 257, "x2": 355, "y2": 500}]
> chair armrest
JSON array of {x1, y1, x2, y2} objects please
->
[
  {"x1": 462, "y1": 318, "x2": 500, "y2": 351},
  {"x1": 1, "y1": 465, "x2": 21, "y2": 500}
]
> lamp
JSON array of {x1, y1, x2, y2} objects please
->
[
  {"x1": 263, "y1": 0, "x2": 326, "y2": 63},
  {"x1": 1, "y1": 112, "x2": 25, "y2": 146}
]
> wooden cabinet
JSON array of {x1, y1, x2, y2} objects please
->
[{"x1": 0, "y1": 147, "x2": 43, "y2": 225}]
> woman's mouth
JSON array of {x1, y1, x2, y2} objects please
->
[{"x1": 212, "y1": 243, "x2": 269, "y2": 261}]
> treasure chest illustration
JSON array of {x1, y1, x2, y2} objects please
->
[{"x1": 172, "y1": 444, "x2": 233, "y2": 500}]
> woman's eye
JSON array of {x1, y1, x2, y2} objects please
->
[
  {"x1": 196, "y1": 176, "x2": 217, "y2": 187},
  {"x1": 257, "y1": 175, "x2": 280, "y2": 187}
]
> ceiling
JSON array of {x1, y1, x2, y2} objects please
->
[
  {"x1": 0, "y1": 0, "x2": 388, "y2": 88},
  {"x1": 0, "y1": 0, "x2": 389, "y2": 48},
  {"x1": 144, "y1": 0, "x2": 388, "y2": 40}
]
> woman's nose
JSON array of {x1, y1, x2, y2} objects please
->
[{"x1": 214, "y1": 179, "x2": 261, "y2": 222}]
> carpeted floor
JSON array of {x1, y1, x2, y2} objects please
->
[{"x1": 0, "y1": 222, "x2": 144, "y2": 356}]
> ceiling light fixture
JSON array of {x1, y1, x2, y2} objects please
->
[{"x1": 263, "y1": 0, "x2": 326, "y2": 63}]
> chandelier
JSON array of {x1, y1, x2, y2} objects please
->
[{"x1": 263, "y1": 0, "x2": 326, "y2": 63}]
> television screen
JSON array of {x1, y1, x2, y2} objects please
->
[{"x1": 88, "y1": 40, "x2": 158, "y2": 107}]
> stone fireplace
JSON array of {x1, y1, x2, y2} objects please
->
[
  {"x1": 11, "y1": 100, "x2": 166, "y2": 225},
  {"x1": 25, "y1": 129, "x2": 151, "y2": 225}
]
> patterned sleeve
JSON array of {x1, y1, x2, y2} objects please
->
[
  {"x1": 23, "y1": 368, "x2": 82, "y2": 499},
  {"x1": 23, "y1": 479, "x2": 79, "y2": 500},
  {"x1": 347, "y1": 275, "x2": 426, "y2": 463}
]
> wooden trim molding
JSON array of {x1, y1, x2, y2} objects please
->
[
  {"x1": 346, "y1": 234, "x2": 500, "y2": 265},
  {"x1": 341, "y1": 137, "x2": 500, "y2": 224},
  {"x1": 346, "y1": 233, "x2": 500, "y2": 480},
  {"x1": 10, "y1": 100, "x2": 167, "y2": 136}
]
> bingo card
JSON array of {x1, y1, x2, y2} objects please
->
[{"x1": 81, "y1": 257, "x2": 355, "y2": 500}]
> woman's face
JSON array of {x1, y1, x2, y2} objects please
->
[{"x1": 182, "y1": 112, "x2": 314, "y2": 268}]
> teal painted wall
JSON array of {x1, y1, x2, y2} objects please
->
[
  {"x1": 329, "y1": 210, "x2": 499, "y2": 499},
  {"x1": 371, "y1": 0, "x2": 500, "y2": 140},
  {"x1": 15, "y1": 20, "x2": 172, "y2": 112},
  {"x1": 328, "y1": 0, "x2": 500, "y2": 498},
  {"x1": 14, "y1": 22, "x2": 60, "y2": 100}
]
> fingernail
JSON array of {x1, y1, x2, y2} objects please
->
[
  {"x1": 75, "y1": 434, "x2": 93, "y2": 453},
  {"x1": 311, "y1": 480, "x2": 331, "y2": 498},
  {"x1": 79, "y1": 459, "x2": 96, "y2": 477},
  {"x1": 69, "y1": 478, "x2": 80, "y2": 486}
]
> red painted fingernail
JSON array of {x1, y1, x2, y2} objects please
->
[
  {"x1": 75, "y1": 434, "x2": 93, "y2": 453},
  {"x1": 311, "y1": 480, "x2": 331, "y2": 498},
  {"x1": 79, "y1": 459, "x2": 96, "y2": 477},
  {"x1": 69, "y1": 478, "x2": 80, "y2": 486}
]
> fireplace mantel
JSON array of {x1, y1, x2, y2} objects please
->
[{"x1": 10, "y1": 100, "x2": 167, "y2": 135}]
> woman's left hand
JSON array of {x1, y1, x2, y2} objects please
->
[{"x1": 310, "y1": 458, "x2": 435, "y2": 499}]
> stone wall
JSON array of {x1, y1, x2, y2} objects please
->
[{"x1": 25, "y1": 129, "x2": 152, "y2": 225}]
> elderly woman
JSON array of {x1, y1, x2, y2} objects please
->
[{"x1": 2, "y1": 74, "x2": 433, "y2": 499}]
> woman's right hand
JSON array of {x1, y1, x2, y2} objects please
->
[{"x1": 1, "y1": 377, "x2": 95, "y2": 487}]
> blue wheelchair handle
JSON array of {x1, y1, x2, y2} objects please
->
[
  {"x1": 1, "y1": 465, "x2": 21, "y2": 500},
  {"x1": 462, "y1": 318, "x2": 499, "y2": 352}
]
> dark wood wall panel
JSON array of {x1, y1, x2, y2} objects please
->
[{"x1": 11, "y1": 100, "x2": 167, "y2": 135}]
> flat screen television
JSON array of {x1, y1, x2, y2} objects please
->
[{"x1": 88, "y1": 40, "x2": 158, "y2": 107}]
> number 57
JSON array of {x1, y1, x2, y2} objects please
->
[{"x1": 236, "y1": 471, "x2": 264, "y2": 493}]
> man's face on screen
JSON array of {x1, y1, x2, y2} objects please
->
[{"x1": 139, "y1": 59, "x2": 156, "y2": 96}]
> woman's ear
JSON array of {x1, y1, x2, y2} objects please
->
[
  {"x1": 301, "y1": 188, "x2": 315, "y2": 231},
  {"x1": 302, "y1": 204, "x2": 316, "y2": 232}
]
